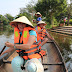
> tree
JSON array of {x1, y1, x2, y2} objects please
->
[
  {"x1": 0, "y1": 15, "x2": 9, "y2": 25},
  {"x1": 19, "y1": 1, "x2": 36, "y2": 20},
  {"x1": 15, "y1": 0, "x2": 36, "y2": 21},
  {"x1": 4, "y1": 14, "x2": 14, "y2": 21},
  {"x1": 34, "y1": 0, "x2": 67, "y2": 25},
  {"x1": 66, "y1": 3, "x2": 72, "y2": 26},
  {"x1": 16, "y1": 12, "x2": 31, "y2": 21}
]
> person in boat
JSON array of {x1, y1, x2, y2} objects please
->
[
  {"x1": 35, "y1": 12, "x2": 42, "y2": 23},
  {"x1": 35, "y1": 20, "x2": 54, "y2": 45},
  {"x1": 0, "y1": 16, "x2": 44, "y2": 72}
]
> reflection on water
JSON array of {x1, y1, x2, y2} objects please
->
[
  {"x1": 0, "y1": 28, "x2": 14, "y2": 59},
  {"x1": 0, "y1": 26, "x2": 14, "y2": 36},
  {"x1": 49, "y1": 31, "x2": 72, "y2": 71}
]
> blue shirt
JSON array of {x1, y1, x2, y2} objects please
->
[
  {"x1": 19, "y1": 30, "x2": 37, "y2": 42},
  {"x1": 29, "y1": 30, "x2": 37, "y2": 42},
  {"x1": 37, "y1": 17, "x2": 42, "y2": 21}
]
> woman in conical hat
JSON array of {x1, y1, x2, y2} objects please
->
[
  {"x1": 35, "y1": 12, "x2": 42, "y2": 23},
  {"x1": 0, "y1": 16, "x2": 44, "y2": 72},
  {"x1": 35, "y1": 20, "x2": 54, "y2": 46}
]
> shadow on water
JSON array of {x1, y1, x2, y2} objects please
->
[{"x1": 49, "y1": 31, "x2": 72, "y2": 72}]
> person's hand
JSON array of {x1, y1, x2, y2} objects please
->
[
  {"x1": 5, "y1": 41, "x2": 14, "y2": 48},
  {"x1": 43, "y1": 26, "x2": 45, "y2": 29},
  {"x1": 0, "y1": 52, "x2": 5, "y2": 57},
  {"x1": 51, "y1": 37, "x2": 54, "y2": 41}
]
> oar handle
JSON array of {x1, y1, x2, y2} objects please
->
[{"x1": 0, "y1": 46, "x2": 6, "y2": 55}]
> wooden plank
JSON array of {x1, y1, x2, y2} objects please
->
[
  {"x1": 51, "y1": 30, "x2": 72, "y2": 35},
  {"x1": 0, "y1": 66, "x2": 6, "y2": 72},
  {"x1": 42, "y1": 49, "x2": 48, "y2": 70},
  {"x1": 0, "y1": 51, "x2": 18, "y2": 72},
  {"x1": 51, "y1": 26, "x2": 72, "y2": 35}
]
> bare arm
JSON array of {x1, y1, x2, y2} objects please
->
[
  {"x1": 5, "y1": 35, "x2": 36, "y2": 50},
  {"x1": 0, "y1": 47, "x2": 14, "y2": 56},
  {"x1": 46, "y1": 32, "x2": 54, "y2": 40},
  {"x1": 0, "y1": 35, "x2": 36, "y2": 56},
  {"x1": 15, "y1": 35, "x2": 36, "y2": 50}
]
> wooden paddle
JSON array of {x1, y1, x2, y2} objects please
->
[
  {"x1": 0, "y1": 41, "x2": 9, "y2": 55},
  {"x1": 0, "y1": 45, "x2": 12, "y2": 66},
  {"x1": 0, "y1": 46, "x2": 6, "y2": 55},
  {"x1": 0, "y1": 45, "x2": 6, "y2": 66}
]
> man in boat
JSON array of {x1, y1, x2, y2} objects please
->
[
  {"x1": 34, "y1": 12, "x2": 42, "y2": 23},
  {"x1": 0, "y1": 16, "x2": 44, "y2": 72},
  {"x1": 35, "y1": 20, "x2": 54, "y2": 45}
]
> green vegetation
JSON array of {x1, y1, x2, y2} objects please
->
[
  {"x1": 34, "y1": 0, "x2": 67, "y2": 27},
  {"x1": 60, "y1": 19, "x2": 72, "y2": 26},
  {"x1": 66, "y1": 3, "x2": 72, "y2": 25},
  {"x1": 0, "y1": 14, "x2": 14, "y2": 31},
  {"x1": 0, "y1": 0, "x2": 72, "y2": 30}
]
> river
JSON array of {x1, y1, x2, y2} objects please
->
[
  {"x1": 0, "y1": 29, "x2": 72, "y2": 71},
  {"x1": 49, "y1": 31, "x2": 72, "y2": 72},
  {"x1": 0, "y1": 29, "x2": 14, "y2": 59}
]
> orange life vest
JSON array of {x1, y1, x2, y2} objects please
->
[
  {"x1": 14, "y1": 27, "x2": 42, "y2": 60},
  {"x1": 36, "y1": 26, "x2": 46, "y2": 40}
]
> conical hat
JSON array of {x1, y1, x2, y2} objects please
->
[
  {"x1": 25, "y1": 58, "x2": 44, "y2": 72},
  {"x1": 10, "y1": 16, "x2": 34, "y2": 27},
  {"x1": 35, "y1": 12, "x2": 41, "y2": 15},
  {"x1": 37, "y1": 21, "x2": 47, "y2": 25}
]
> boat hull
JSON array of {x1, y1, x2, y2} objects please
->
[{"x1": 0, "y1": 41, "x2": 67, "y2": 72}]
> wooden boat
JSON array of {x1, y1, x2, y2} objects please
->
[{"x1": 0, "y1": 39, "x2": 68, "y2": 72}]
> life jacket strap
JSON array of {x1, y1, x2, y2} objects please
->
[
  {"x1": 35, "y1": 49, "x2": 43, "y2": 61},
  {"x1": 35, "y1": 49, "x2": 46, "y2": 62},
  {"x1": 17, "y1": 49, "x2": 38, "y2": 56},
  {"x1": 33, "y1": 39, "x2": 41, "y2": 45},
  {"x1": 25, "y1": 46, "x2": 38, "y2": 52}
]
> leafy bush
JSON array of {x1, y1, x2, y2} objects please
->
[
  {"x1": 69, "y1": 19, "x2": 72, "y2": 24},
  {"x1": 60, "y1": 19, "x2": 72, "y2": 25}
]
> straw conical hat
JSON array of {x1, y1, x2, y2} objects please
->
[
  {"x1": 35, "y1": 12, "x2": 41, "y2": 15},
  {"x1": 25, "y1": 58, "x2": 44, "y2": 72},
  {"x1": 10, "y1": 16, "x2": 34, "y2": 27},
  {"x1": 37, "y1": 21, "x2": 47, "y2": 25}
]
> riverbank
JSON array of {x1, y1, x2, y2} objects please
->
[{"x1": 49, "y1": 26, "x2": 72, "y2": 36}]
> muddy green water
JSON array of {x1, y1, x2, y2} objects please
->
[{"x1": 49, "y1": 31, "x2": 72, "y2": 72}]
